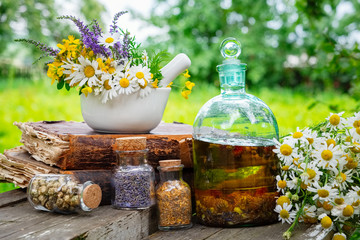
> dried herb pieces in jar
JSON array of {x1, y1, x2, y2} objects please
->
[
  {"x1": 112, "y1": 171, "x2": 154, "y2": 209},
  {"x1": 156, "y1": 180, "x2": 192, "y2": 227}
]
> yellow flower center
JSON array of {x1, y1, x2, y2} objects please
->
[
  {"x1": 279, "y1": 209, "x2": 290, "y2": 219},
  {"x1": 282, "y1": 165, "x2": 290, "y2": 171},
  {"x1": 323, "y1": 201, "x2": 333, "y2": 211},
  {"x1": 335, "y1": 198, "x2": 344, "y2": 205},
  {"x1": 301, "y1": 182, "x2": 309, "y2": 189},
  {"x1": 329, "y1": 114, "x2": 340, "y2": 126},
  {"x1": 352, "y1": 200, "x2": 360, "y2": 207},
  {"x1": 343, "y1": 205, "x2": 354, "y2": 217},
  {"x1": 280, "y1": 144, "x2": 292, "y2": 156},
  {"x1": 356, "y1": 127, "x2": 360, "y2": 135},
  {"x1": 276, "y1": 196, "x2": 290, "y2": 207},
  {"x1": 307, "y1": 138, "x2": 314, "y2": 144},
  {"x1": 320, "y1": 216, "x2": 332, "y2": 229},
  {"x1": 119, "y1": 78, "x2": 130, "y2": 88},
  {"x1": 136, "y1": 72, "x2": 145, "y2": 79},
  {"x1": 108, "y1": 67, "x2": 116, "y2": 74},
  {"x1": 277, "y1": 180, "x2": 287, "y2": 189},
  {"x1": 326, "y1": 139, "x2": 336, "y2": 147},
  {"x1": 140, "y1": 79, "x2": 148, "y2": 89},
  {"x1": 354, "y1": 120, "x2": 360, "y2": 128},
  {"x1": 306, "y1": 169, "x2": 316, "y2": 180},
  {"x1": 293, "y1": 131, "x2": 303, "y2": 139},
  {"x1": 105, "y1": 37, "x2": 114, "y2": 43},
  {"x1": 321, "y1": 150, "x2": 333, "y2": 161},
  {"x1": 340, "y1": 172, "x2": 346, "y2": 182},
  {"x1": 104, "y1": 80, "x2": 112, "y2": 90},
  {"x1": 293, "y1": 158, "x2": 299, "y2": 165},
  {"x1": 84, "y1": 65, "x2": 95, "y2": 78},
  {"x1": 333, "y1": 234, "x2": 346, "y2": 240},
  {"x1": 318, "y1": 189, "x2": 329, "y2": 198}
]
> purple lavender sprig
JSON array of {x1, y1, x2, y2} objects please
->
[
  {"x1": 110, "y1": 11, "x2": 128, "y2": 34},
  {"x1": 15, "y1": 39, "x2": 59, "y2": 56},
  {"x1": 89, "y1": 19, "x2": 103, "y2": 37},
  {"x1": 57, "y1": 15, "x2": 110, "y2": 57}
]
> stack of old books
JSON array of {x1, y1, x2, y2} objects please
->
[{"x1": 0, "y1": 121, "x2": 193, "y2": 205}]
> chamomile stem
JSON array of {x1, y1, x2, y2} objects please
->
[{"x1": 284, "y1": 193, "x2": 308, "y2": 239}]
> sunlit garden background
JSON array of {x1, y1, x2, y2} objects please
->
[{"x1": 0, "y1": 2, "x2": 359, "y2": 236}]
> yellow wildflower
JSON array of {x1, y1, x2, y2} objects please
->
[
  {"x1": 81, "y1": 86, "x2": 93, "y2": 97},
  {"x1": 185, "y1": 80, "x2": 195, "y2": 90},
  {"x1": 47, "y1": 61, "x2": 64, "y2": 85},
  {"x1": 152, "y1": 79, "x2": 159, "y2": 88},
  {"x1": 167, "y1": 82, "x2": 173, "y2": 88},
  {"x1": 183, "y1": 69, "x2": 190, "y2": 78},
  {"x1": 181, "y1": 90, "x2": 191, "y2": 99}
]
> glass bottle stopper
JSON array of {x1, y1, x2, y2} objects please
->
[{"x1": 220, "y1": 37, "x2": 241, "y2": 63}]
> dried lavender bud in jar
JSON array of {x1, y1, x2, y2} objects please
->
[{"x1": 112, "y1": 171, "x2": 154, "y2": 209}]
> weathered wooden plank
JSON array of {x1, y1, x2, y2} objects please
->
[
  {"x1": 0, "y1": 190, "x2": 157, "y2": 240},
  {"x1": 148, "y1": 222, "x2": 333, "y2": 240},
  {"x1": 147, "y1": 224, "x2": 223, "y2": 240},
  {"x1": 0, "y1": 189, "x2": 27, "y2": 208}
]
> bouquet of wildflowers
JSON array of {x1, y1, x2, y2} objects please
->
[
  {"x1": 273, "y1": 111, "x2": 360, "y2": 240},
  {"x1": 16, "y1": 11, "x2": 194, "y2": 103}
]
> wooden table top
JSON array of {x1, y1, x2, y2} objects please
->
[{"x1": 0, "y1": 189, "x2": 332, "y2": 240}]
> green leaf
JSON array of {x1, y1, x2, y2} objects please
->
[
  {"x1": 65, "y1": 83, "x2": 71, "y2": 91},
  {"x1": 57, "y1": 80, "x2": 64, "y2": 90}
]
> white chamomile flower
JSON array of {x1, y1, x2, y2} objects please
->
[
  {"x1": 331, "y1": 169, "x2": 354, "y2": 190},
  {"x1": 115, "y1": 71, "x2": 137, "y2": 95},
  {"x1": 274, "y1": 203, "x2": 296, "y2": 224},
  {"x1": 326, "y1": 112, "x2": 346, "y2": 131},
  {"x1": 284, "y1": 127, "x2": 308, "y2": 146},
  {"x1": 349, "y1": 126, "x2": 360, "y2": 142},
  {"x1": 313, "y1": 142, "x2": 343, "y2": 170},
  {"x1": 331, "y1": 204, "x2": 355, "y2": 221},
  {"x1": 273, "y1": 138, "x2": 298, "y2": 166},
  {"x1": 285, "y1": 171, "x2": 298, "y2": 190},
  {"x1": 307, "y1": 181, "x2": 337, "y2": 202},
  {"x1": 98, "y1": 32, "x2": 122, "y2": 48},
  {"x1": 345, "y1": 111, "x2": 360, "y2": 128},
  {"x1": 302, "y1": 127, "x2": 323, "y2": 147},
  {"x1": 299, "y1": 162, "x2": 322, "y2": 185},
  {"x1": 99, "y1": 73, "x2": 119, "y2": 103},
  {"x1": 65, "y1": 56, "x2": 102, "y2": 87},
  {"x1": 348, "y1": 186, "x2": 360, "y2": 202},
  {"x1": 276, "y1": 175, "x2": 287, "y2": 193},
  {"x1": 303, "y1": 204, "x2": 317, "y2": 219},
  {"x1": 129, "y1": 65, "x2": 153, "y2": 98},
  {"x1": 318, "y1": 213, "x2": 333, "y2": 229},
  {"x1": 333, "y1": 233, "x2": 347, "y2": 240}
]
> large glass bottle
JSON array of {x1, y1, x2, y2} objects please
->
[{"x1": 193, "y1": 38, "x2": 279, "y2": 227}]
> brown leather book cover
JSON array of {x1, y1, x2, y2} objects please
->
[{"x1": 14, "y1": 121, "x2": 193, "y2": 170}]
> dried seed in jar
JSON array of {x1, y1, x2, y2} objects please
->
[
  {"x1": 57, "y1": 192, "x2": 64, "y2": 198},
  {"x1": 70, "y1": 195, "x2": 80, "y2": 207},
  {"x1": 63, "y1": 194, "x2": 71, "y2": 204},
  {"x1": 39, "y1": 186, "x2": 48, "y2": 195},
  {"x1": 61, "y1": 185, "x2": 68, "y2": 193},
  {"x1": 56, "y1": 198, "x2": 64, "y2": 207},
  {"x1": 48, "y1": 187, "x2": 56, "y2": 195}
]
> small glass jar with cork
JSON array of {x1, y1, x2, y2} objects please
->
[
  {"x1": 111, "y1": 136, "x2": 156, "y2": 210},
  {"x1": 27, "y1": 174, "x2": 102, "y2": 214},
  {"x1": 156, "y1": 159, "x2": 192, "y2": 230}
]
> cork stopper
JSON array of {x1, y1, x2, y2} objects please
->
[
  {"x1": 83, "y1": 184, "x2": 102, "y2": 209},
  {"x1": 159, "y1": 159, "x2": 182, "y2": 171},
  {"x1": 115, "y1": 137, "x2": 147, "y2": 151}
]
